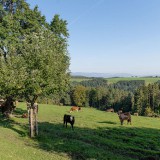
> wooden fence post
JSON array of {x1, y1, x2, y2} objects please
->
[{"x1": 29, "y1": 106, "x2": 38, "y2": 138}]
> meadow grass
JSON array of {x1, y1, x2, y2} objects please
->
[
  {"x1": 71, "y1": 77, "x2": 160, "y2": 84},
  {"x1": 71, "y1": 78, "x2": 91, "y2": 82},
  {"x1": 0, "y1": 103, "x2": 160, "y2": 160},
  {"x1": 106, "y1": 77, "x2": 160, "y2": 84}
]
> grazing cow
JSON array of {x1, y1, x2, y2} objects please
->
[
  {"x1": 118, "y1": 111, "x2": 131, "y2": 125},
  {"x1": 106, "y1": 108, "x2": 114, "y2": 112},
  {"x1": 134, "y1": 112, "x2": 138, "y2": 116},
  {"x1": 118, "y1": 110, "x2": 123, "y2": 114},
  {"x1": 22, "y1": 113, "x2": 28, "y2": 118},
  {"x1": 69, "y1": 106, "x2": 81, "y2": 113},
  {"x1": 63, "y1": 114, "x2": 75, "y2": 130}
]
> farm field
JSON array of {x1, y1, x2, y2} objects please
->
[
  {"x1": 71, "y1": 77, "x2": 91, "y2": 82},
  {"x1": 0, "y1": 103, "x2": 160, "y2": 160},
  {"x1": 106, "y1": 77, "x2": 160, "y2": 84},
  {"x1": 71, "y1": 76, "x2": 160, "y2": 84}
]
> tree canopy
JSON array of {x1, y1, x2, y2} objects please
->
[{"x1": 0, "y1": 0, "x2": 70, "y2": 104}]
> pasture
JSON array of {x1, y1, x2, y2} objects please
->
[
  {"x1": 0, "y1": 103, "x2": 160, "y2": 160},
  {"x1": 106, "y1": 77, "x2": 160, "y2": 84},
  {"x1": 71, "y1": 76, "x2": 160, "y2": 84}
]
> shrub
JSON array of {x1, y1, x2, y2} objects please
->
[{"x1": 144, "y1": 106, "x2": 154, "y2": 117}]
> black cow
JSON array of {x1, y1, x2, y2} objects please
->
[{"x1": 63, "y1": 114, "x2": 75, "y2": 130}]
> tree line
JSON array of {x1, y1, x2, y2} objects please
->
[{"x1": 40, "y1": 78, "x2": 160, "y2": 117}]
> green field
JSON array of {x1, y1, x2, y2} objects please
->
[
  {"x1": 0, "y1": 103, "x2": 160, "y2": 160},
  {"x1": 71, "y1": 78, "x2": 91, "y2": 82},
  {"x1": 71, "y1": 77, "x2": 160, "y2": 84},
  {"x1": 106, "y1": 77, "x2": 160, "y2": 84}
]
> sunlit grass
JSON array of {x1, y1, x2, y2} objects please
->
[
  {"x1": 0, "y1": 103, "x2": 160, "y2": 160},
  {"x1": 106, "y1": 77, "x2": 160, "y2": 84},
  {"x1": 71, "y1": 77, "x2": 160, "y2": 84}
]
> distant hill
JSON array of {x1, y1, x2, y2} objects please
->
[{"x1": 71, "y1": 72, "x2": 133, "y2": 78}]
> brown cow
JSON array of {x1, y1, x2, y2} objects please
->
[
  {"x1": 106, "y1": 108, "x2": 114, "y2": 112},
  {"x1": 134, "y1": 112, "x2": 138, "y2": 116},
  {"x1": 69, "y1": 106, "x2": 81, "y2": 113},
  {"x1": 118, "y1": 111, "x2": 131, "y2": 125},
  {"x1": 118, "y1": 110, "x2": 123, "y2": 114},
  {"x1": 22, "y1": 113, "x2": 28, "y2": 118}
]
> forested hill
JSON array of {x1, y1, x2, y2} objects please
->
[
  {"x1": 36, "y1": 77, "x2": 160, "y2": 117},
  {"x1": 56, "y1": 77, "x2": 160, "y2": 117}
]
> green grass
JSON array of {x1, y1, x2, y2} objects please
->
[
  {"x1": 71, "y1": 77, "x2": 160, "y2": 84},
  {"x1": 0, "y1": 103, "x2": 160, "y2": 160},
  {"x1": 106, "y1": 77, "x2": 160, "y2": 84},
  {"x1": 71, "y1": 78, "x2": 91, "y2": 82}
]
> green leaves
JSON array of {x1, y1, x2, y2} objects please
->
[
  {"x1": 50, "y1": 14, "x2": 69, "y2": 38},
  {"x1": 72, "y1": 85, "x2": 87, "y2": 106},
  {"x1": 0, "y1": 0, "x2": 70, "y2": 103}
]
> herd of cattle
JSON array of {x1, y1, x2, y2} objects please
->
[
  {"x1": 64, "y1": 106, "x2": 134, "y2": 129},
  {"x1": 0, "y1": 98, "x2": 135, "y2": 129}
]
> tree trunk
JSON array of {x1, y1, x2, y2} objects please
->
[{"x1": 29, "y1": 107, "x2": 38, "y2": 137}]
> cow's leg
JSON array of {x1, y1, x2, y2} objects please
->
[
  {"x1": 71, "y1": 123, "x2": 74, "y2": 130},
  {"x1": 65, "y1": 122, "x2": 67, "y2": 128},
  {"x1": 72, "y1": 124, "x2": 74, "y2": 130},
  {"x1": 121, "y1": 120, "x2": 123, "y2": 125},
  {"x1": 127, "y1": 119, "x2": 131, "y2": 125}
]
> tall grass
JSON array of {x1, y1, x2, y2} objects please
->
[{"x1": 0, "y1": 103, "x2": 160, "y2": 160}]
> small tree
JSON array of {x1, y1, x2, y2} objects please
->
[
  {"x1": 144, "y1": 106, "x2": 153, "y2": 117},
  {"x1": 0, "y1": 29, "x2": 70, "y2": 137},
  {"x1": 72, "y1": 85, "x2": 87, "y2": 107},
  {"x1": 0, "y1": 0, "x2": 70, "y2": 137},
  {"x1": 23, "y1": 30, "x2": 69, "y2": 137}
]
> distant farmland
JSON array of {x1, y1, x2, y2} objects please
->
[
  {"x1": 71, "y1": 76, "x2": 92, "y2": 82},
  {"x1": 106, "y1": 77, "x2": 160, "y2": 84},
  {"x1": 71, "y1": 76, "x2": 160, "y2": 84}
]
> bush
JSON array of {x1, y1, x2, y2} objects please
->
[{"x1": 144, "y1": 106, "x2": 154, "y2": 117}]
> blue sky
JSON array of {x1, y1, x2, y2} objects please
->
[{"x1": 27, "y1": 0, "x2": 160, "y2": 75}]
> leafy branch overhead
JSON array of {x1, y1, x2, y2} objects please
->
[{"x1": 0, "y1": 0, "x2": 70, "y2": 103}]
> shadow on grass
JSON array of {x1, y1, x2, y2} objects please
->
[
  {"x1": 0, "y1": 111, "x2": 160, "y2": 160},
  {"x1": 33, "y1": 122, "x2": 160, "y2": 160},
  {"x1": 98, "y1": 121, "x2": 117, "y2": 125},
  {"x1": 13, "y1": 107, "x2": 27, "y2": 117},
  {"x1": 0, "y1": 113, "x2": 28, "y2": 137}
]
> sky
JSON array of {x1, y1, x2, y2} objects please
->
[{"x1": 27, "y1": 0, "x2": 160, "y2": 75}]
